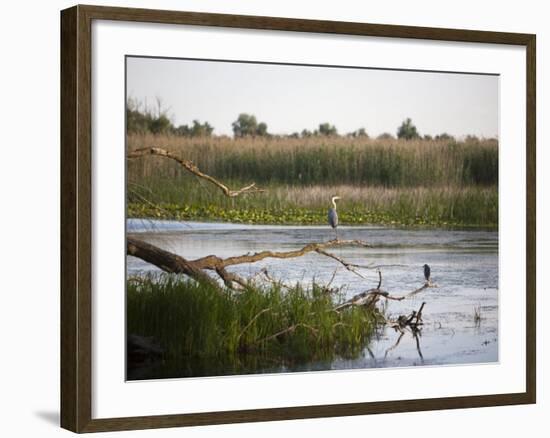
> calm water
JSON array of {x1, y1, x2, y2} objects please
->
[{"x1": 127, "y1": 219, "x2": 498, "y2": 378}]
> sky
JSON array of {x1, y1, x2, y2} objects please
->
[{"x1": 126, "y1": 56, "x2": 499, "y2": 138}]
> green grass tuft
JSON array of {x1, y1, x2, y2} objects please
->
[{"x1": 127, "y1": 275, "x2": 380, "y2": 377}]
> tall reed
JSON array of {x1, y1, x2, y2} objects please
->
[{"x1": 128, "y1": 133, "x2": 498, "y2": 187}]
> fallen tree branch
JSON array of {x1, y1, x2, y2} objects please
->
[
  {"x1": 192, "y1": 239, "x2": 371, "y2": 270},
  {"x1": 127, "y1": 236, "x2": 371, "y2": 289},
  {"x1": 126, "y1": 237, "x2": 220, "y2": 289},
  {"x1": 384, "y1": 302, "x2": 427, "y2": 361},
  {"x1": 215, "y1": 266, "x2": 248, "y2": 289},
  {"x1": 127, "y1": 147, "x2": 265, "y2": 197},
  {"x1": 333, "y1": 272, "x2": 435, "y2": 311}
]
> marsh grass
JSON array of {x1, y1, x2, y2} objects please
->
[
  {"x1": 128, "y1": 133, "x2": 498, "y2": 187},
  {"x1": 127, "y1": 134, "x2": 498, "y2": 227},
  {"x1": 128, "y1": 181, "x2": 498, "y2": 227},
  {"x1": 127, "y1": 275, "x2": 379, "y2": 376}
]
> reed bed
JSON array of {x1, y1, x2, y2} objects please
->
[
  {"x1": 127, "y1": 275, "x2": 379, "y2": 377},
  {"x1": 128, "y1": 133, "x2": 498, "y2": 187},
  {"x1": 127, "y1": 133, "x2": 498, "y2": 227}
]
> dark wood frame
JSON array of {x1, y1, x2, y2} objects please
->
[{"x1": 61, "y1": 4, "x2": 536, "y2": 433}]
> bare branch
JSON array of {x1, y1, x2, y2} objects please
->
[
  {"x1": 127, "y1": 147, "x2": 265, "y2": 197},
  {"x1": 127, "y1": 237, "x2": 371, "y2": 291},
  {"x1": 256, "y1": 323, "x2": 319, "y2": 344},
  {"x1": 315, "y1": 249, "x2": 370, "y2": 281},
  {"x1": 333, "y1": 273, "x2": 436, "y2": 312},
  {"x1": 215, "y1": 266, "x2": 248, "y2": 289},
  {"x1": 192, "y1": 239, "x2": 371, "y2": 270},
  {"x1": 258, "y1": 268, "x2": 293, "y2": 290}
]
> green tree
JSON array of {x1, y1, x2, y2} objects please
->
[
  {"x1": 257, "y1": 122, "x2": 268, "y2": 136},
  {"x1": 435, "y1": 133, "x2": 455, "y2": 142},
  {"x1": 149, "y1": 114, "x2": 172, "y2": 135},
  {"x1": 232, "y1": 113, "x2": 269, "y2": 137},
  {"x1": 191, "y1": 120, "x2": 214, "y2": 137},
  {"x1": 397, "y1": 118, "x2": 420, "y2": 140},
  {"x1": 348, "y1": 128, "x2": 369, "y2": 138},
  {"x1": 318, "y1": 123, "x2": 338, "y2": 136}
]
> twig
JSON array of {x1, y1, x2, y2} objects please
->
[
  {"x1": 259, "y1": 268, "x2": 293, "y2": 290},
  {"x1": 384, "y1": 331, "x2": 405, "y2": 359},
  {"x1": 315, "y1": 249, "x2": 370, "y2": 281},
  {"x1": 322, "y1": 267, "x2": 340, "y2": 293},
  {"x1": 256, "y1": 323, "x2": 319, "y2": 344},
  {"x1": 237, "y1": 308, "x2": 272, "y2": 343}
]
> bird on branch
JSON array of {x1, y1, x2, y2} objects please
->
[{"x1": 423, "y1": 264, "x2": 431, "y2": 284}]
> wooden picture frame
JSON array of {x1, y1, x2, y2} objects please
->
[{"x1": 61, "y1": 4, "x2": 536, "y2": 433}]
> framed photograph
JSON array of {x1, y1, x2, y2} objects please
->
[{"x1": 60, "y1": 4, "x2": 536, "y2": 433}]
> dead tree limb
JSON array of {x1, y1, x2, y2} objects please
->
[
  {"x1": 315, "y1": 249, "x2": 371, "y2": 280},
  {"x1": 333, "y1": 271, "x2": 435, "y2": 312},
  {"x1": 127, "y1": 147, "x2": 265, "y2": 197},
  {"x1": 191, "y1": 239, "x2": 371, "y2": 270},
  {"x1": 127, "y1": 236, "x2": 371, "y2": 289},
  {"x1": 215, "y1": 266, "x2": 248, "y2": 289},
  {"x1": 126, "y1": 237, "x2": 219, "y2": 289}
]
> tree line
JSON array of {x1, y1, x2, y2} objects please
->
[{"x1": 127, "y1": 98, "x2": 480, "y2": 142}]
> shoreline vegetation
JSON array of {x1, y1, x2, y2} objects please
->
[
  {"x1": 127, "y1": 275, "x2": 381, "y2": 378},
  {"x1": 127, "y1": 133, "x2": 498, "y2": 228}
]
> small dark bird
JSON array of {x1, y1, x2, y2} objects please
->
[
  {"x1": 328, "y1": 196, "x2": 341, "y2": 240},
  {"x1": 423, "y1": 264, "x2": 431, "y2": 283}
]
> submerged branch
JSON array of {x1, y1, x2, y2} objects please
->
[{"x1": 127, "y1": 147, "x2": 265, "y2": 197}]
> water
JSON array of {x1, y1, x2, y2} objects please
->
[{"x1": 127, "y1": 219, "x2": 498, "y2": 377}]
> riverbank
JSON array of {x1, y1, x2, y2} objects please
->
[{"x1": 127, "y1": 198, "x2": 498, "y2": 228}]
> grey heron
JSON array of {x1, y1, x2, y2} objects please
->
[
  {"x1": 328, "y1": 196, "x2": 341, "y2": 240},
  {"x1": 423, "y1": 264, "x2": 431, "y2": 283}
]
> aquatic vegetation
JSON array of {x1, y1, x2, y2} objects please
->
[
  {"x1": 127, "y1": 275, "x2": 380, "y2": 377},
  {"x1": 127, "y1": 134, "x2": 498, "y2": 228},
  {"x1": 127, "y1": 183, "x2": 498, "y2": 228}
]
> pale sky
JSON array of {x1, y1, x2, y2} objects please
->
[{"x1": 126, "y1": 56, "x2": 498, "y2": 138}]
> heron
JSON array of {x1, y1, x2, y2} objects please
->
[
  {"x1": 328, "y1": 196, "x2": 341, "y2": 240},
  {"x1": 423, "y1": 264, "x2": 431, "y2": 283}
]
